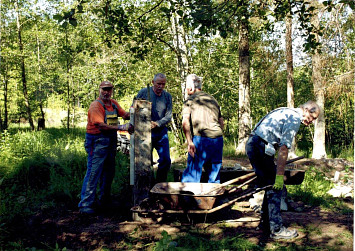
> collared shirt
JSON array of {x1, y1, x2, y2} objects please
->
[
  {"x1": 253, "y1": 108, "x2": 303, "y2": 149},
  {"x1": 182, "y1": 91, "x2": 223, "y2": 138},
  {"x1": 136, "y1": 87, "x2": 172, "y2": 133}
]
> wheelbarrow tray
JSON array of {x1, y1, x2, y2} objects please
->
[{"x1": 150, "y1": 182, "x2": 226, "y2": 210}]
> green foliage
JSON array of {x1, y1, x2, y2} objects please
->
[
  {"x1": 288, "y1": 166, "x2": 349, "y2": 210},
  {"x1": 0, "y1": 128, "x2": 129, "y2": 224},
  {"x1": 153, "y1": 230, "x2": 262, "y2": 251}
]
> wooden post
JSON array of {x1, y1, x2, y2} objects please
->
[{"x1": 131, "y1": 99, "x2": 153, "y2": 206}]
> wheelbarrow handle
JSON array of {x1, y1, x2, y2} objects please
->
[
  {"x1": 220, "y1": 172, "x2": 256, "y2": 187},
  {"x1": 200, "y1": 172, "x2": 256, "y2": 195},
  {"x1": 286, "y1": 156, "x2": 304, "y2": 164}
]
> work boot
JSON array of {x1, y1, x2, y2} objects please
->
[
  {"x1": 79, "y1": 207, "x2": 95, "y2": 215},
  {"x1": 270, "y1": 226, "x2": 298, "y2": 240}
]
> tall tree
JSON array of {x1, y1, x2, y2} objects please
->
[
  {"x1": 15, "y1": 0, "x2": 34, "y2": 130},
  {"x1": 235, "y1": 15, "x2": 251, "y2": 155},
  {"x1": 171, "y1": 9, "x2": 189, "y2": 100},
  {"x1": 310, "y1": 0, "x2": 326, "y2": 159},
  {"x1": 285, "y1": 1, "x2": 297, "y2": 158}
]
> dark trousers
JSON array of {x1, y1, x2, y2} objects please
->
[
  {"x1": 245, "y1": 134, "x2": 284, "y2": 232},
  {"x1": 152, "y1": 127, "x2": 171, "y2": 183}
]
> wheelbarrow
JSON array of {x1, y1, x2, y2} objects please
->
[
  {"x1": 131, "y1": 172, "x2": 272, "y2": 222},
  {"x1": 131, "y1": 157, "x2": 306, "y2": 220}
]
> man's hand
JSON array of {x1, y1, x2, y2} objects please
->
[
  {"x1": 273, "y1": 174, "x2": 284, "y2": 190},
  {"x1": 128, "y1": 124, "x2": 134, "y2": 134},
  {"x1": 188, "y1": 142, "x2": 196, "y2": 158},
  {"x1": 118, "y1": 123, "x2": 130, "y2": 131},
  {"x1": 151, "y1": 121, "x2": 158, "y2": 129}
]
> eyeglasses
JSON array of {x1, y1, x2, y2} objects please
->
[{"x1": 101, "y1": 87, "x2": 113, "y2": 91}]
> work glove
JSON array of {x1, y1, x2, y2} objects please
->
[{"x1": 273, "y1": 174, "x2": 284, "y2": 190}]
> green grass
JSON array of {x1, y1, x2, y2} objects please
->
[
  {"x1": 152, "y1": 230, "x2": 262, "y2": 251},
  {"x1": 0, "y1": 127, "x2": 129, "y2": 219},
  {"x1": 287, "y1": 166, "x2": 351, "y2": 212}
]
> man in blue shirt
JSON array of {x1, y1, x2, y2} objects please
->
[
  {"x1": 136, "y1": 73, "x2": 172, "y2": 183},
  {"x1": 246, "y1": 101, "x2": 320, "y2": 240}
]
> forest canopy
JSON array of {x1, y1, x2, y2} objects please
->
[{"x1": 0, "y1": 0, "x2": 353, "y2": 156}]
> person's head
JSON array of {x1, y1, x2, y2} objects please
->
[
  {"x1": 152, "y1": 73, "x2": 166, "y2": 96},
  {"x1": 299, "y1": 100, "x2": 320, "y2": 126},
  {"x1": 99, "y1": 81, "x2": 113, "y2": 102},
  {"x1": 185, "y1": 74, "x2": 202, "y2": 96}
]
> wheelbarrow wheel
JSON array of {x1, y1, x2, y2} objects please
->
[{"x1": 132, "y1": 212, "x2": 163, "y2": 223}]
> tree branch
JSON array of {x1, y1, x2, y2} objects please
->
[{"x1": 136, "y1": 0, "x2": 165, "y2": 21}]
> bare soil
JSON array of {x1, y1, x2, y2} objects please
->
[{"x1": 7, "y1": 158, "x2": 354, "y2": 250}]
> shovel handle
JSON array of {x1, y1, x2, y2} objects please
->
[
  {"x1": 286, "y1": 156, "x2": 305, "y2": 165},
  {"x1": 200, "y1": 172, "x2": 256, "y2": 195},
  {"x1": 220, "y1": 172, "x2": 256, "y2": 187}
]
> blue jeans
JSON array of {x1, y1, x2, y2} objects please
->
[
  {"x1": 181, "y1": 136, "x2": 223, "y2": 183},
  {"x1": 152, "y1": 127, "x2": 171, "y2": 183},
  {"x1": 78, "y1": 133, "x2": 117, "y2": 209},
  {"x1": 245, "y1": 134, "x2": 284, "y2": 232}
]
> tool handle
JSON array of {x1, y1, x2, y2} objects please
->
[{"x1": 286, "y1": 156, "x2": 304, "y2": 164}]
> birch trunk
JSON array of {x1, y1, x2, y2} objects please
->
[
  {"x1": 236, "y1": 19, "x2": 251, "y2": 155},
  {"x1": 286, "y1": 7, "x2": 297, "y2": 158},
  {"x1": 311, "y1": 1, "x2": 327, "y2": 159}
]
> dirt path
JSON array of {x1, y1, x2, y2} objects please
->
[
  {"x1": 8, "y1": 158, "x2": 354, "y2": 250},
  {"x1": 13, "y1": 198, "x2": 353, "y2": 250}
]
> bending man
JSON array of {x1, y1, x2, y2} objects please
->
[{"x1": 245, "y1": 101, "x2": 320, "y2": 239}]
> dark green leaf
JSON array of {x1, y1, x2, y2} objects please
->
[
  {"x1": 69, "y1": 18, "x2": 77, "y2": 27},
  {"x1": 177, "y1": 10, "x2": 184, "y2": 16},
  {"x1": 53, "y1": 14, "x2": 63, "y2": 22}
]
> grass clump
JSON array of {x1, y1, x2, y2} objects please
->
[
  {"x1": 287, "y1": 166, "x2": 351, "y2": 211},
  {"x1": 153, "y1": 230, "x2": 262, "y2": 251},
  {"x1": 0, "y1": 127, "x2": 129, "y2": 225}
]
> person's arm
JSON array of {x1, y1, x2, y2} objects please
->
[
  {"x1": 276, "y1": 145, "x2": 288, "y2": 176},
  {"x1": 273, "y1": 145, "x2": 288, "y2": 190},
  {"x1": 121, "y1": 112, "x2": 130, "y2": 120},
  {"x1": 154, "y1": 93, "x2": 172, "y2": 128},
  {"x1": 182, "y1": 114, "x2": 196, "y2": 158},
  {"x1": 97, "y1": 122, "x2": 131, "y2": 132},
  {"x1": 218, "y1": 117, "x2": 224, "y2": 130}
]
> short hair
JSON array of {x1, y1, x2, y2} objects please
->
[
  {"x1": 153, "y1": 73, "x2": 166, "y2": 82},
  {"x1": 186, "y1": 74, "x2": 202, "y2": 91},
  {"x1": 299, "y1": 100, "x2": 320, "y2": 114}
]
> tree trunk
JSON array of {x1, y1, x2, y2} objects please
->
[
  {"x1": 3, "y1": 74, "x2": 8, "y2": 130},
  {"x1": 236, "y1": 19, "x2": 251, "y2": 155},
  {"x1": 311, "y1": 1, "x2": 327, "y2": 159},
  {"x1": 171, "y1": 11, "x2": 189, "y2": 145},
  {"x1": 171, "y1": 12, "x2": 189, "y2": 100},
  {"x1": 36, "y1": 28, "x2": 45, "y2": 130},
  {"x1": 65, "y1": 29, "x2": 70, "y2": 131},
  {"x1": 286, "y1": 5, "x2": 297, "y2": 158},
  {"x1": 15, "y1": 0, "x2": 34, "y2": 130},
  {"x1": 132, "y1": 100, "x2": 153, "y2": 207}
]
